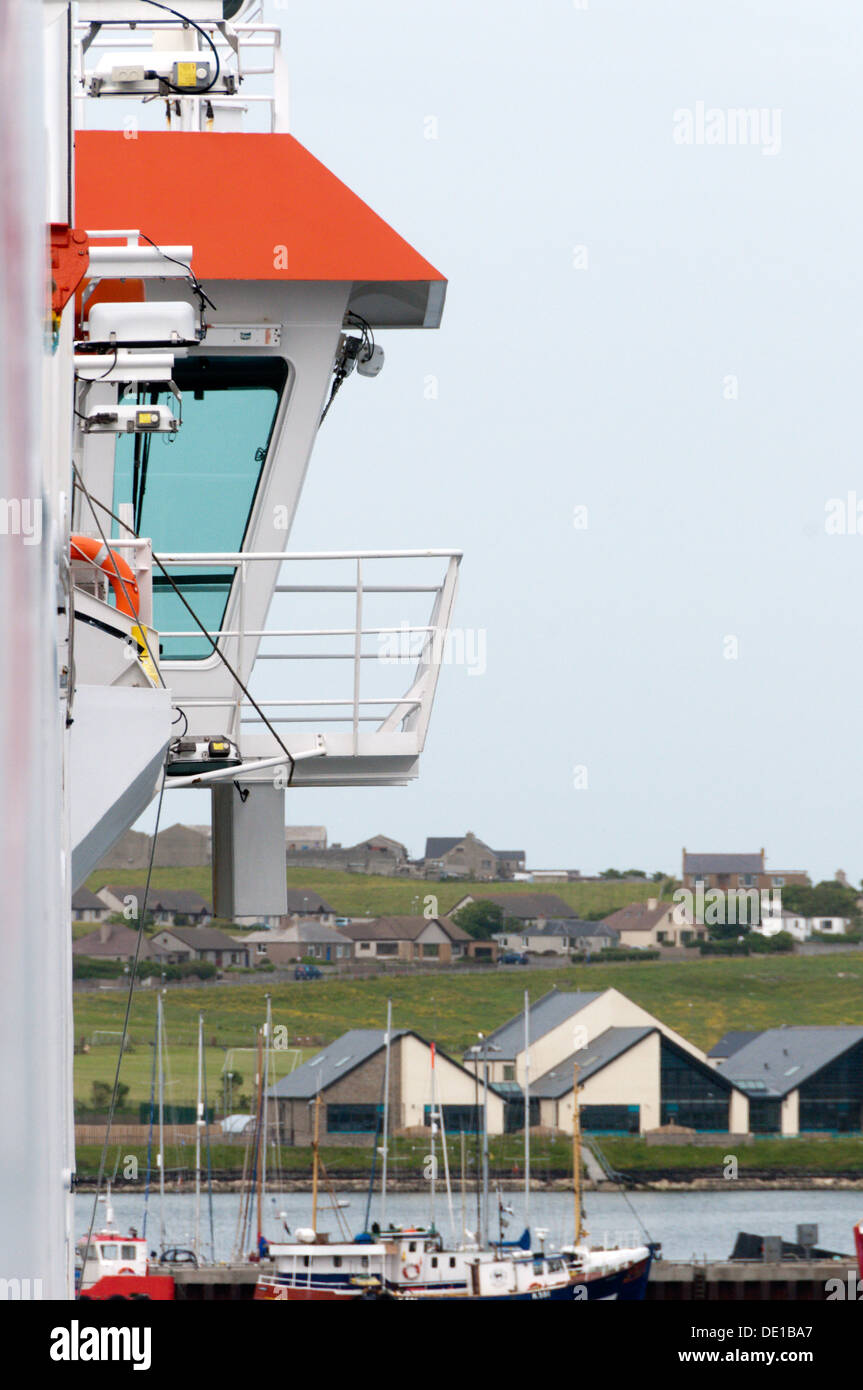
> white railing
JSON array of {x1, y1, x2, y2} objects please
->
[{"x1": 155, "y1": 549, "x2": 462, "y2": 756}]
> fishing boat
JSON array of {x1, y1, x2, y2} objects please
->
[{"x1": 75, "y1": 1190, "x2": 174, "y2": 1301}]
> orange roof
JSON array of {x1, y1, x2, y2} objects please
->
[{"x1": 75, "y1": 131, "x2": 445, "y2": 323}]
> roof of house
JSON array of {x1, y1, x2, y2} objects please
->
[
  {"x1": 495, "y1": 850, "x2": 526, "y2": 861},
  {"x1": 425, "y1": 835, "x2": 495, "y2": 859},
  {"x1": 152, "y1": 927, "x2": 248, "y2": 952},
  {"x1": 240, "y1": 921, "x2": 350, "y2": 946},
  {"x1": 470, "y1": 989, "x2": 603, "y2": 1061},
  {"x1": 461, "y1": 892, "x2": 574, "y2": 920},
  {"x1": 529, "y1": 1027, "x2": 655, "y2": 1098},
  {"x1": 683, "y1": 852, "x2": 764, "y2": 875},
  {"x1": 715, "y1": 1026, "x2": 863, "y2": 1096},
  {"x1": 285, "y1": 890, "x2": 335, "y2": 915},
  {"x1": 71, "y1": 922, "x2": 141, "y2": 956},
  {"x1": 707, "y1": 1031, "x2": 763, "y2": 1059},
  {"x1": 602, "y1": 901, "x2": 674, "y2": 933},
  {"x1": 99, "y1": 886, "x2": 212, "y2": 914},
  {"x1": 72, "y1": 887, "x2": 106, "y2": 910},
  {"x1": 339, "y1": 916, "x2": 471, "y2": 942},
  {"x1": 525, "y1": 920, "x2": 618, "y2": 938},
  {"x1": 267, "y1": 1029, "x2": 408, "y2": 1098}
]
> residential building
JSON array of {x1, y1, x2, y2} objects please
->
[
  {"x1": 284, "y1": 832, "x2": 410, "y2": 876},
  {"x1": 494, "y1": 920, "x2": 618, "y2": 955},
  {"x1": 465, "y1": 987, "x2": 745, "y2": 1135},
  {"x1": 711, "y1": 1026, "x2": 863, "y2": 1135},
  {"x1": 72, "y1": 887, "x2": 111, "y2": 923},
  {"x1": 96, "y1": 885, "x2": 212, "y2": 927},
  {"x1": 754, "y1": 911, "x2": 851, "y2": 942},
  {"x1": 96, "y1": 823, "x2": 211, "y2": 869},
  {"x1": 681, "y1": 849, "x2": 810, "y2": 893},
  {"x1": 71, "y1": 921, "x2": 142, "y2": 962},
  {"x1": 339, "y1": 916, "x2": 494, "y2": 963},
  {"x1": 149, "y1": 926, "x2": 250, "y2": 968},
  {"x1": 450, "y1": 891, "x2": 573, "y2": 925},
  {"x1": 602, "y1": 899, "x2": 707, "y2": 949},
  {"x1": 423, "y1": 834, "x2": 525, "y2": 880},
  {"x1": 238, "y1": 921, "x2": 353, "y2": 965},
  {"x1": 267, "y1": 1028, "x2": 505, "y2": 1144}
]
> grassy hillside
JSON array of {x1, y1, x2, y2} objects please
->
[
  {"x1": 74, "y1": 952, "x2": 863, "y2": 1107},
  {"x1": 84, "y1": 865, "x2": 670, "y2": 919}
]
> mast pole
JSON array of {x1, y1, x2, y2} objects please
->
[
  {"x1": 255, "y1": 1024, "x2": 263, "y2": 1247},
  {"x1": 311, "y1": 1091, "x2": 321, "y2": 1235},
  {"x1": 194, "y1": 1012, "x2": 203, "y2": 1259},
  {"x1": 573, "y1": 1060, "x2": 582, "y2": 1245},
  {"x1": 158, "y1": 991, "x2": 165, "y2": 1253},
  {"x1": 261, "y1": 995, "x2": 272, "y2": 1238},
  {"x1": 523, "y1": 990, "x2": 530, "y2": 1232},
  {"x1": 381, "y1": 999, "x2": 392, "y2": 1230},
  {"x1": 429, "y1": 1043, "x2": 436, "y2": 1229},
  {"x1": 481, "y1": 1037, "x2": 489, "y2": 1249}
]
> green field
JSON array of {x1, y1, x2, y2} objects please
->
[
  {"x1": 74, "y1": 952, "x2": 863, "y2": 1110},
  {"x1": 83, "y1": 865, "x2": 669, "y2": 921},
  {"x1": 600, "y1": 1136, "x2": 863, "y2": 1174}
]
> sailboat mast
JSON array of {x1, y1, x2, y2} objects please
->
[
  {"x1": 194, "y1": 1012, "x2": 203, "y2": 1259},
  {"x1": 573, "y1": 1060, "x2": 582, "y2": 1245},
  {"x1": 523, "y1": 990, "x2": 530, "y2": 1231},
  {"x1": 381, "y1": 999, "x2": 392, "y2": 1230},
  {"x1": 311, "y1": 1091, "x2": 321, "y2": 1234},
  {"x1": 255, "y1": 1024, "x2": 264, "y2": 1246},
  {"x1": 261, "y1": 996, "x2": 272, "y2": 1236},
  {"x1": 157, "y1": 991, "x2": 165, "y2": 1252},
  {"x1": 429, "y1": 1042, "x2": 436, "y2": 1229}
]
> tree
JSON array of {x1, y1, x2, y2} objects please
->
[
  {"x1": 451, "y1": 900, "x2": 505, "y2": 940},
  {"x1": 782, "y1": 881, "x2": 860, "y2": 923},
  {"x1": 90, "y1": 1080, "x2": 129, "y2": 1111}
]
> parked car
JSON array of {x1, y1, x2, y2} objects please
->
[
  {"x1": 159, "y1": 1248, "x2": 198, "y2": 1267},
  {"x1": 500, "y1": 952, "x2": 529, "y2": 965},
  {"x1": 294, "y1": 964, "x2": 322, "y2": 980}
]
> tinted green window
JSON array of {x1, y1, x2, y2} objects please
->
[{"x1": 112, "y1": 356, "x2": 288, "y2": 658}]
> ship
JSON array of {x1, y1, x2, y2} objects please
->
[{"x1": 5, "y1": 0, "x2": 458, "y2": 1298}]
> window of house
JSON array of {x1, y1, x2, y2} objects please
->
[
  {"x1": 326, "y1": 1103, "x2": 383, "y2": 1134},
  {"x1": 773, "y1": 876, "x2": 785, "y2": 887},
  {"x1": 256, "y1": 943, "x2": 266, "y2": 955},
  {"x1": 423, "y1": 1104, "x2": 482, "y2": 1133},
  {"x1": 377, "y1": 942, "x2": 398, "y2": 956},
  {"x1": 503, "y1": 1065, "x2": 515, "y2": 1082},
  {"x1": 422, "y1": 943, "x2": 439, "y2": 958},
  {"x1": 359, "y1": 941, "x2": 371, "y2": 951}
]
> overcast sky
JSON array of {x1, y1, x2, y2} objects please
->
[{"x1": 144, "y1": 1, "x2": 863, "y2": 882}]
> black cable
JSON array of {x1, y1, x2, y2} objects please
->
[
  {"x1": 83, "y1": 764, "x2": 169, "y2": 1273},
  {"x1": 138, "y1": 0, "x2": 221, "y2": 94},
  {"x1": 71, "y1": 485, "x2": 296, "y2": 778},
  {"x1": 135, "y1": 230, "x2": 217, "y2": 315}
]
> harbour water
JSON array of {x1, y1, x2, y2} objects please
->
[{"x1": 75, "y1": 1188, "x2": 862, "y2": 1265}]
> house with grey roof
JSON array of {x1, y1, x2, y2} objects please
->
[
  {"x1": 72, "y1": 886, "x2": 111, "y2": 923},
  {"x1": 71, "y1": 920, "x2": 142, "y2": 961},
  {"x1": 450, "y1": 891, "x2": 573, "y2": 925},
  {"x1": 266, "y1": 1028, "x2": 504, "y2": 1144},
  {"x1": 149, "y1": 926, "x2": 250, "y2": 968},
  {"x1": 466, "y1": 987, "x2": 746, "y2": 1135},
  {"x1": 339, "y1": 916, "x2": 493, "y2": 964},
  {"x1": 237, "y1": 920, "x2": 353, "y2": 966},
  {"x1": 711, "y1": 1026, "x2": 863, "y2": 1135},
  {"x1": 682, "y1": 849, "x2": 809, "y2": 893},
  {"x1": 494, "y1": 919, "x2": 619, "y2": 956},
  {"x1": 423, "y1": 834, "x2": 525, "y2": 880},
  {"x1": 96, "y1": 884, "x2": 212, "y2": 926}
]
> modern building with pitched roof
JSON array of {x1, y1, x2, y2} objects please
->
[
  {"x1": 466, "y1": 987, "x2": 746, "y2": 1135},
  {"x1": 710, "y1": 1026, "x2": 863, "y2": 1135},
  {"x1": 267, "y1": 1028, "x2": 504, "y2": 1144},
  {"x1": 149, "y1": 926, "x2": 250, "y2": 968},
  {"x1": 237, "y1": 920, "x2": 353, "y2": 965},
  {"x1": 72, "y1": 886, "x2": 111, "y2": 922},
  {"x1": 339, "y1": 916, "x2": 493, "y2": 963},
  {"x1": 494, "y1": 920, "x2": 619, "y2": 955}
]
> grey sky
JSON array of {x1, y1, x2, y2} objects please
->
[{"x1": 148, "y1": 1, "x2": 863, "y2": 882}]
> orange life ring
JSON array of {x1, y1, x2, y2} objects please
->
[
  {"x1": 71, "y1": 534, "x2": 139, "y2": 618},
  {"x1": 117, "y1": 1266, "x2": 136, "y2": 1276},
  {"x1": 402, "y1": 1264, "x2": 421, "y2": 1281}
]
